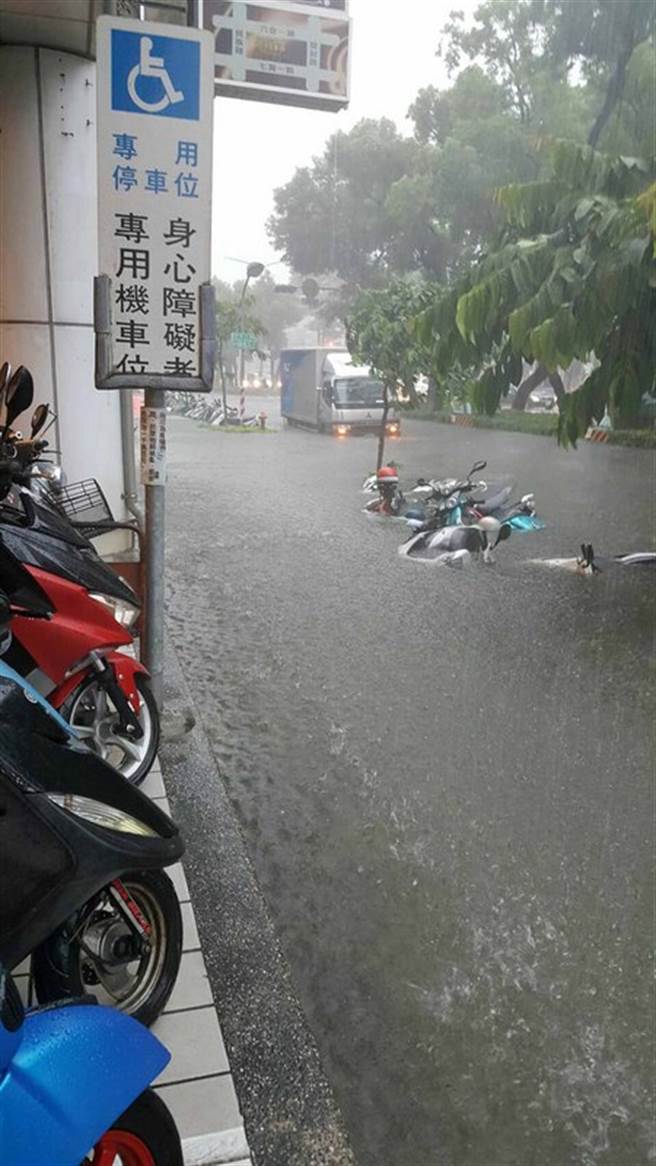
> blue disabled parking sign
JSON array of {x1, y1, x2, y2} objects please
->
[
  {"x1": 111, "y1": 28, "x2": 200, "y2": 120},
  {"x1": 96, "y1": 16, "x2": 213, "y2": 389}
]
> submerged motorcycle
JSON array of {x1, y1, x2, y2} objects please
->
[
  {"x1": 362, "y1": 464, "x2": 407, "y2": 516},
  {"x1": 530, "y1": 543, "x2": 656, "y2": 575},
  {"x1": 399, "y1": 520, "x2": 514, "y2": 567}
]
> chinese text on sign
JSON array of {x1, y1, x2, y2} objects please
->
[{"x1": 96, "y1": 18, "x2": 214, "y2": 386}]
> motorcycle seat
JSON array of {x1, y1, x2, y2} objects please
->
[{"x1": 471, "y1": 485, "x2": 512, "y2": 514}]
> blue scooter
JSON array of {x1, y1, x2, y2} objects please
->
[{"x1": 1, "y1": 965, "x2": 181, "y2": 1165}]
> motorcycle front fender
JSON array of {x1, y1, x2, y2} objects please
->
[
  {"x1": 107, "y1": 650, "x2": 147, "y2": 715},
  {"x1": 51, "y1": 652, "x2": 147, "y2": 714},
  {"x1": 0, "y1": 1001, "x2": 169, "y2": 1166}
]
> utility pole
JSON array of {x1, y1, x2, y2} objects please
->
[{"x1": 238, "y1": 261, "x2": 264, "y2": 422}]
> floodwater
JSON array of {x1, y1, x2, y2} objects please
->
[{"x1": 166, "y1": 409, "x2": 655, "y2": 1166}]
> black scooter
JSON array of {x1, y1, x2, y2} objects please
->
[{"x1": 0, "y1": 556, "x2": 183, "y2": 1027}]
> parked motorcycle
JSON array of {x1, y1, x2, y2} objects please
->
[
  {"x1": 1, "y1": 967, "x2": 183, "y2": 1166},
  {"x1": 171, "y1": 393, "x2": 258, "y2": 427},
  {"x1": 0, "y1": 557, "x2": 182, "y2": 1026},
  {"x1": 0, "y1": 367, "x2": 158, "y2": 784},
  {"x1": 0, "y1": 586, "x2": 183, "y2": 1161}
]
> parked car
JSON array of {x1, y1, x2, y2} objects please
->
[{"x1": 528, "y1": 385, "x2": 557, "y2": 411}]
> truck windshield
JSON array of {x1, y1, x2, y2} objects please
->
[{"x1": 333, "y1": 378, "x2": 384, "y2": 408}]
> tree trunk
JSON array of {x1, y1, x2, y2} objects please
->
[
  {"x1": 218, "y1": 343, "x2": 229, "y2": 416},
  {"x1": 404, "y1": 379, "x2": 418, "y2": 408},
  {"x1": 588, "y1": 40, "x2": 634, "y2": 149},
  {"x1": 512, "y1": 363, "x2": 549, "y2": 410},
  {"x1": 548, "y1": 370, "x2": 565, "y2": 406},
  {"x1": 427, "y1": 376, "x2": 439, "y2": 412},
  {"x1": 376, "y1": 386, "x2": 390, "y2": 470}
]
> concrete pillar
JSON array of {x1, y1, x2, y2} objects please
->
[{"x1": 0, "y1": 45, "x2": 126, "y2": 523}]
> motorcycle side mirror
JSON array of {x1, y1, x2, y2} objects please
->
[
  {"x1": 497, "y1": 525, "x2": 512, "y2": 542},
  {"x1": 31, "y1": 403, "x2": 49, "y2": 437},
  {"x1": 470, "y1": 460, "x2": 487, "y2": 475},
  {"x1": 3, "y1": 366, "x2": 34, "y2": 431}
]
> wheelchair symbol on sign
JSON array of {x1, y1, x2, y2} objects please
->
[{"x1": 127, "y1": 36, "x2": 184, "y2": 113}]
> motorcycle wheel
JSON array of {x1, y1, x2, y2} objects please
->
[
  {"x1": 83, "y1": 1089, "x2": 183, "y2": 1166},
  {"x1": 32, "y1": 870, "x2": 182, "y2": 1028},
  {"x1": 63, "y1": 672, "x2": 159, "y2": 786}
]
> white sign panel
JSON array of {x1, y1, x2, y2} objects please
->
[{"x1": 96, "y1": 17, "x2": 214, "y2": 387}]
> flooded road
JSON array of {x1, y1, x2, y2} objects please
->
[{"x1": 165, "y1": 410, "x2": 654, "y2": 1166}]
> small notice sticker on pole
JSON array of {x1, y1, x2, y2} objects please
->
[{"x1": 140, "y1": 406, "x2": 167, "y2": 485}]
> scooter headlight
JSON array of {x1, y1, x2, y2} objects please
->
[
  {"x1": 90, "y1": 592, "x2": 140, "y2": 630},
  {"x1": 47, "y1": 793, "x2": 156, "y2": 837}
]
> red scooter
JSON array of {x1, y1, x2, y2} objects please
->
[{"x1": 0, "y1": 366, "x2": 158, "y2": 785}]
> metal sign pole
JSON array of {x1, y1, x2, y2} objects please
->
[
  {"x1": 95, "y1": 17, "x2": 215, "y2": 710},
  {"x1": 142, "y1": 387, "x2": 167, "y2": 705}
]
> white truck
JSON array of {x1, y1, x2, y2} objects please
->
[{"x1": 279, "y1": 348, "x2": 400, "y2": 437}]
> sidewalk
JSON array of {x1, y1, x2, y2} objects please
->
[
  {"x1": 15, "y1": 756, "x2": 252, "y2": 1166},
  {"x1": 141, "y1": 760, "x2": 253, "y2": 1166}
]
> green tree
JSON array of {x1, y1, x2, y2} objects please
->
[
  {"x1": 267, "y1": 119, "x2": 450, "y2": 290},
  {"x1": 347, "y1": 279, "x2": 431, "y2": 467},
  {"x1": 213, "y1": 278, "x2": 264, "y2": 413},
  {"x1": 534, "y1": 0, "x2": 655, "y2": 147},
  {"x1": 248, "y1": 271, "x2": 304, "y2": 382},
  {"x1": 413, "y1": 140, "x2": 655, "y2": 442},
  {"x1": 438, "y1": 0, "x2": 549, "y2": 123}
]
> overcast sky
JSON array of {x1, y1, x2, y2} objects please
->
[{"x1": 211, "y1": 0, "x2": 476, "y2": 282}]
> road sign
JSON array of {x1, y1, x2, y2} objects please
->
[
  {"x1": 95, "y1": 16, "x2": 215, "y2": 391},
  {"x1": 230, "y1": 331, "x2": 258, "y2": 350},
  {"x1": 200, "y1": 1, "x2": 351, "y2": 112}
]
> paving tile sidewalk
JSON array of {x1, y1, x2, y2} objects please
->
[{"x1": 15, "y1": 756, "x2": 252, "y2": 1166}]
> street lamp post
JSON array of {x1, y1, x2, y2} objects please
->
[{"x1": 238, "y1": 261, "x2": 265, "y2": 421}]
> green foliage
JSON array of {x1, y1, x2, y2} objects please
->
[
  {"x1": 346, "y1": 279, "x2": 431, "y2": 396},
  {"x1": 410, "y1": 411, "x2": 656, "y2": 446},
  {"x1": 439, "y1": 1, "x2": 552, "y2": 121},
  {"x1": 213, "y1": 272, "x2": 303, "y2": 377},
  {"x1": 414, "y1": 409, "x2": 560, "y2": 436},
  {"x1": 267, "y1": 119, "x2": 448, "y2": 293},
  {"x1": 414, "y1": 140, "x2": 655, "y2": 443},
  {"x1": 265, "y1": 0, "x2": 654, "y2": 453}
]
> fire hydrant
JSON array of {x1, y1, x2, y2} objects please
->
[{"x1": 258, "y1": 411, "x2": 267, "y2": 430}]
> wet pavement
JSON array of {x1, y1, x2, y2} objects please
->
[{"x1": 165, "y1": 405, "x2": 655, "y2": 1166}]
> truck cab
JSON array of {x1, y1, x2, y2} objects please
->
[
  {"x1": 319, "y1": 353, "x2": 399, "y2": 436},
  {"x1": 279, "y1": 347, "x2": 400, "y2": 437}
]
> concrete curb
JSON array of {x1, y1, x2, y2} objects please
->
[{"x1": 182, "y1": 1127, "x2": 250, "y2": 1165}]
